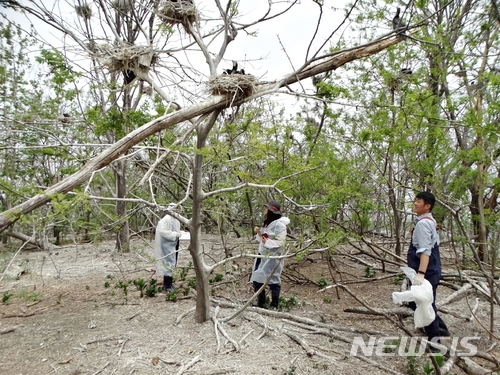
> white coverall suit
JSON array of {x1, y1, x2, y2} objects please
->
[{"x1": 154, "y1": 214, "x2": 180, "y2": 277}]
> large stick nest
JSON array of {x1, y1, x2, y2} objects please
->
[
  {"x1": 91, "y1": 44, "x2": 158, "y2": 74},
  {"x1": 208, "y1": 75, "x2": 258, "y2": 102},
  {"x1": 158, "y1": 0, "x2": 198, "y2": 27}
]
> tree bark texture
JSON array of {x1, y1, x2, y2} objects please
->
[{"x1": 114, "y1": 158, "x2": 130, "y2": 252}]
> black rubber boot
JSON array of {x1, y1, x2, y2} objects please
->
[
  {"x1": 163, "y1": 275, "x2": 175, "y2": 292},
  {"x1": 253, "y1": 282, "x2": 266, "y2": 308},
  {"x1": 269, "y1": 284, "x2": 281, "y2": 310}
]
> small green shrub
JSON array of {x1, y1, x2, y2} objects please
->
[
  {"x1": 317, "y1": 278, "x2": 327, "y2": 289},
  {"x1": 115, "y1": 281, "x2": 130, "y2": 296},
  {"x1": 209, "y1": 273, "x2": 223, "y2": 284},
  {"x1": 166, "y1": 290, "x2": 178, "y2": 302},
  {"x1": 133, "y1": 278, "x2": 146, "y2": 298},
  {"x1": 406, "y1": 354, "x2": 417, "y2": 375},
  {"x1": 187, "y1": 277, "x2": 196, "y2": 290},
  {"x1": 279, "y1": 294, "x2": 298, "y2": 311},
  {"x1": 2, "y1": 291, "x2": 13, "y2": 304},
  {"x1": 18, "y1": 290, "x2": 42, "y2": 302},
  {"x1": 393, "y1": 273, "x2": 405, "y2": 284},
  {"x1": 364, "y1": 265, "x2": 376, "y2": 278},
  {"x1": 179, "y1": 266, "x2": 189, "y2": 281},
  {"x1": 145, "y1": 279, "x2": 158, "y2": 298}
]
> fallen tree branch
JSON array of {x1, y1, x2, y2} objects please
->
[
  {"x1": 465, "y1": 289, "x2": 500, "y2": 341},
  {"x1": 218, "y1": 254, "x2": 281, "y2": 323},
  {"x1": 1, "y1": 304, "x2": 58, "y2": 318},
  {"x1": 175, "y1": 355, "x2": 201, "y2": 375},
  {"x1": 282, "y1": 329, "x2": 316, "y2": 357},
  {"x1": 7, "y1": 231, "x2": 47, "y2": 250},
  {"x1": 0, "y1": 234, "x2": 34, "y2": 284},
  {"x1": 456, "y1": 357, "x2": 491, "y2": 375},
  {"x1": 439, "y1": 351, "x2": 457, "y2": 374},
  {"x1": 0, "y1": 327, "x2": 16, "y2": 334},
  {"x1": 437, "y1": 306, "x2": 474, "y2": 320},
  {"x1": 343, "y1": 306, "x2": 413, "y2": 318},
  {"x1": 436, "y1": 283, "x2": 473, "y2": 307},
  {"x1": 282, "y1": 319, "x2": 351, "y2": 343},
  {"x1": 174, "y1": 306, "x2": 196, "y2": 326},
  {"x1": 213, "y1": 298, "x2": 386, "y2": 335},
  {"x1": 468, "y1": 298, "x2": 480, "y2": 322},
  {"x1": 212, "y1": 306, "x2": 239, "y2": 352}
]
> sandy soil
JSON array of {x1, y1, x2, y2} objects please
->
[{"x1": 0, "y1": 235, "x2": 498, "y2": 375}]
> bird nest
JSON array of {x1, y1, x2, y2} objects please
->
[
  {"x1": 75, "y1": 3, "x2": 92, "y2": 19},
  {"x1": 91, "y1": 44, "x2": 158, "y2": 74},
  {"x1": 208, "y1": 75, "x2": 257, "y2": 101},
  {"x1": 158, "y1": 0, "x2": 197, "y2": 26}
]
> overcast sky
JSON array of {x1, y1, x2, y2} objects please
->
[
  {"x1": 224, "y1": 0, "x2": 349, "y2": 79},
  {"x1": 4, "y1": 1, "x2": 353, "y2": 73}
]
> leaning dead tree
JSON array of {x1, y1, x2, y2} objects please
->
[{"x1": 0, "y1": 34, "x2": 402, "y2": 232}]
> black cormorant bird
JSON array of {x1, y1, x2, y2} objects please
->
[
  {"x1": 392, "y1": 8, "x2": 406, "y2": 39},
  {"x1": 392, "y1": 8, "x2": 402, "y2": 30},
  {"x1": 123, "y1": 70, "x2": 136, "y2": 84},
  {"x1": 223, "y1": 61, "x2": 238, "y2": 75},
  {"x1": 61, "y1": 113, "x2": 70, "y2": 124}
]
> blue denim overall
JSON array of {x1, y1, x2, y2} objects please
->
[{"x1": 407, "y1": 218, "x2": 449, "y2": 341}]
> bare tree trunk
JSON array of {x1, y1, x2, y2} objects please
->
[
  {"x1": 190, "y1": 110, "x2": 221, "y2": 322},
  {"x1": 115, "y1": 158, "x2": 130, "y2": 252},
  {"x1": 387, "y1": 87, "x2": 402, "y2": 256},
  {"x1": 388, "y1": 161, "x2": 402, "y2": 256}
]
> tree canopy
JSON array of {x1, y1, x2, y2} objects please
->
[{"x1": 0, "y1": 0, "x2": 498, "y2": 329}]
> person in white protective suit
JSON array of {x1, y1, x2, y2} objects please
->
[
  {"x1": 154, "y1": 203, "x2": 181, "y2": 292},
  {"x1": 250, "y1": 200, "x2": 290, "y2": 310}
]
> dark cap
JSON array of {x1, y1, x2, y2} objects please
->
[{"x1": 264, "y1": 200, "x2": 281, "y2": 214}]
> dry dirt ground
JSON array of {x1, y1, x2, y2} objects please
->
[{"x1": 0, "y1": 235, "x2": 499, "y2": 375}]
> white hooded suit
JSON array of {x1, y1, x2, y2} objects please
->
[
  {"x1": 250, "y1": 216, "x2": 290, "y2": 284},
  {"x1": 154, "y1": 213, "x2": 180, "y2": 277}
]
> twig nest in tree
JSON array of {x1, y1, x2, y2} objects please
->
[
  {"x1": 75, "y1": 3, "x2": 92, "y2": 19},
  {"x1": 142, "y1": 86, "x2": 153, "y2": 96},
  {"x1": 94, "y1": 45, "x2": 158, "y2": 74},
  {"x1": 158, "y1": 0, "x2": 197, "y2": 27},
  {"x1": 208, "y1": 75, "x2": 257, "y2": 102}
]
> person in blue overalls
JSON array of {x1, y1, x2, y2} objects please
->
[{"x1": 407, "y1": 191, "x2": 450, "y2": 347}]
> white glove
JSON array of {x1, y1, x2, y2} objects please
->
[{"x1": 413, "y1": 273, "x2": 425, "y2": 286}]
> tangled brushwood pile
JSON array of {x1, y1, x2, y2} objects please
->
[
  {"x1": 208, "y1": 75, "x2": 258, "y2": 102},
  {"x1": 90, "y1": 44, "x2": 158, "y2": 74},
  {"x1": 158, "y1": 0, "x2": 198, "y2": 27}
]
